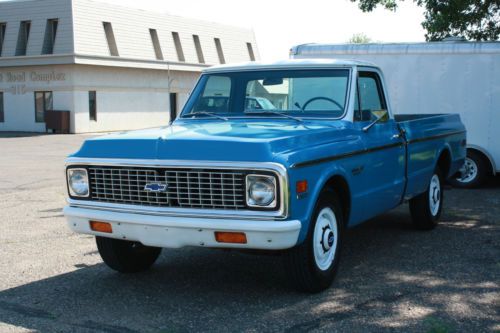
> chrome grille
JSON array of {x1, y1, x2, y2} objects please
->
[{"x1": 88, "y1": 167, "x2": 247, "y2": 210}]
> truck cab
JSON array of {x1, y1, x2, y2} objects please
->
[
  {"x1": 64, "y1": 59, "x2": 466, "y2": 292},
  {"x1": 290, "y1": 42, "x2": 500, "y2": 188}
]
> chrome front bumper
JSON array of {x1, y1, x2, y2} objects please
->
[{"x1": 64, "y1": 206, "x2": 301, "y2": 250}]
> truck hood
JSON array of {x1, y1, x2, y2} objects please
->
[{"x1": 72, "y1": 119, "x2": 357, "y2": 164}]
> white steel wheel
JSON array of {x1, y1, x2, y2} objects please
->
[
  {"x1": 428, "y1": 174, "x2": 441, "y2": 217},
  {"x1": 283, "y1": 191, "x2": 344, "y2": 293},
  {"x1": 456, "y1": 157, "x2": 478, "y2": 184},
  {"x1": 313, "y1": 207, "x2": 338, "y2": 271}
]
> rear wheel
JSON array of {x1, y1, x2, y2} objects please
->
[
  {"x1": 409, "y1": 168, "x2": 443, "y2": 230},
  {"x1": 449, "y1": 150, "x2": 490, "y2": 188},
  {"x1": 283, "y1": 191, "x2": 343, "y2": 293},
  {"x1": 96, "y1": 236, "x2": 162, "y2": 273}
]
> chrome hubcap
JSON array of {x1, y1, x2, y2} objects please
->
[
  {"x1": 313, "y1": 207, "x2": 338, "y2": 271},
  {"x1": 457, "y1": 157, "x2": 478, "y2": 183},
  {"x1": 429, "y1": 174, "x2": 441, "y2": 216}
]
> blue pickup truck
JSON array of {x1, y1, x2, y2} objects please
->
[{"x1": 64, "y1": 59, "x2": 466, "y2": 292}]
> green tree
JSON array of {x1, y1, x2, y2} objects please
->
[
  {"x1": 348, "y1": 33, "x2": 373, "y2": 43},
  {"x1": 350, "y1": 0, "x2": 500, "y2": 41}
]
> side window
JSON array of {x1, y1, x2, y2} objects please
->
[
  {"x1": 354, "y1": 72, "x2": 387, "y2": 122},
  {"x1": 354, "y1": 86, "x2": 361, "y2": 120}
]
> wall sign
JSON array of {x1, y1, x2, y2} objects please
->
[{"x1": 0, "y1": 71, "x2": 66, "y2": 95}]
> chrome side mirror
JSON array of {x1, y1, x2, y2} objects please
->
[{"x1": 362, "y1": 110, "x2": 388, "y2": 132}]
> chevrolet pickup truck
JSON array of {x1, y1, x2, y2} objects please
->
[{"x1": 64, "y1": 59, "x2": 466, "y2": 292}]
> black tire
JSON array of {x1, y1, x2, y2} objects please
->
[
  {"x1": 96, "y1": 236, "x2": 162, "y2": 273},
  {"x1": 283, "y1": 191, "x2": 344, "y2": 293},
  {"x1": 449, "y1": 150, "x2": 490, "y2": 189},
  {"x1": 409, "y1": 168, "x2": 444, "y2": 230}
]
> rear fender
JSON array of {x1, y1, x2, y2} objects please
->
[{"x1": 435, "y1": 143, "x2": 452, "y2": 178}]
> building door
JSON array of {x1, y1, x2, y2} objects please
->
[
  {"x1": 34, "y1": 91, "x2": 53, "y2": 123},
  {"x1": 169, "y1": 92, "x2": 177, "y2": 122}
]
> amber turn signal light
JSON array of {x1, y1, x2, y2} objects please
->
[
  {"x1": 214, "y1": 231, "x2": 247, "y2": 244},
  {"x1": 296, "y1": 180, "x2": 308, "y2": 194},
  {"x1": 89, "y1": 221, "x2": 113, "y2": 233}
]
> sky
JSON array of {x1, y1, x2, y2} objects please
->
[{"x1": 99, "y1": 0, "x2": 427, "y2": 60}]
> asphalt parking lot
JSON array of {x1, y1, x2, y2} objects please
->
[{"x1": 0, "y1": 133, "x2": 499, "y2": 333}]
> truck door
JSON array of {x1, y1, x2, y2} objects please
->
[{"x1": 353, "y1": 70, "x2": 406, "y2": 219}]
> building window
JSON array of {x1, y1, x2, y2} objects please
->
[
  {"x1": 172, "y1": 32, "x2": 185, "y2": 62},
  {"x1": 192, "y1": 35, "x2": 205, "y2": 64},
  {"x1": 34, "y1": 91, "x2": 53, "y2": 123},
  {"x1": 0, "y1": 92, "x2": 4, "y2": 122},
  {"x1": 149, "y1": 29, "x2": 163, "y2": 60},
  {"x1": 214, "y1": 38, "x2": 225, "y2": 64},
  {"x1": 89, "y1": 91, "x2": 97, "y2": 121},
  {"x1": 42, "y1": 19, "x2": 58, "y2": 55},
  {"x1": 16, "y1": 21, "x2": 31, "y2": 56},
  {"x1": 169, "y1": 92, "x2": 177, "y2": 121},
  {"x1": 0, "y1": 23, "x2": 6, "y2": 57},
  {"x1": 246, "y1": 42, "x2": 255, "y2": 61},
  {"x1": 103, "y1": 22, "x2": 119, "y2": 56}
]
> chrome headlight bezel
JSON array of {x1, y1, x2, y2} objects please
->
[
  {"x1": 67, "y1": 168, "x2": 89, "y2": 198},
  {"x1": 246, "y1": 174, "x2": 277, "y2": 208}
]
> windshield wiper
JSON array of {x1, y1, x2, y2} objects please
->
[
  {"x1": 187, "y1": 111, "x2": 228, "y2": 121},
  {"x1": 245, "y1": 110, "x2": 303, "y2": 122}
]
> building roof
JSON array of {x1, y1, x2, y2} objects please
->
[
  {"x1": 0, "y1": 0, "x2": 259, "y2": 71},
  {"x1": 203, "y1": 58, "x2": 377, "y2": 73}
]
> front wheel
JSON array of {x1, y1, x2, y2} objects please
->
[
  {"x1": 409, "y1": 168, "x2": 443, "y2": 230},
  {"x1": 96, "y1": 236, "x2": 162, "y2": 273},
  {"x1": 283, "y1": 191, "x2": 343, "y2": 293}
]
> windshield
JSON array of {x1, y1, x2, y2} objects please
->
[{"x1": 181, "y1": 69, "x2": 350, "y2": 119}]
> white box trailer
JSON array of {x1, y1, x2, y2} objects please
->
[{"x1": 290, "y1": 41, "x2": 500, "y2": 188}]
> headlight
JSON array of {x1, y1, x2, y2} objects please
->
[
  {"x1": 67, "y1": 168, "x2": 89, "y2": 197},
  {"x1": 246, "y1": 175, "x2": 277, "y2": 208}
]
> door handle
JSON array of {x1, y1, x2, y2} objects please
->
[{"x1": 392, "y1": 128, "x2": 406, "y2": 140}]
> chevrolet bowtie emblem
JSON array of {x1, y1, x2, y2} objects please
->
[{"x1": 144, "y1": 183, "x2": 168, "y2": 192}]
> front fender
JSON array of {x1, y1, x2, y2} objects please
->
[{"x1": 289, "y1": 162, "x2": 351, "y2": 244}]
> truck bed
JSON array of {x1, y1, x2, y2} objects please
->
[
  {"x1": 395, "y1": 113, "x2": 465, "y2": 138},
  {"x1": 394, "y1": 114, "x2": 446, "y2": 122},
  {"x1": 394, "y1": 113, "x2": 466, "y2": 199}
]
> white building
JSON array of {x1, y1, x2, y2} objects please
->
[{"x1": 0, "y1": 0, "x2": 259, "y2": 133}]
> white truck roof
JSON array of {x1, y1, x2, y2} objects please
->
[{"x1": 203, "y1": 59, "x2": 377, "y2": 73}]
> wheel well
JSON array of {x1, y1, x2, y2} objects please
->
[
  {"x1": 437, "y1": 149, "x2": 451, "y2": 178},
  {"x1": 467, "y1": 148, "x2": 494, "y2": 175},
  {"x1": 323, "y1": 176, "x2": 351, "y2": 225}
]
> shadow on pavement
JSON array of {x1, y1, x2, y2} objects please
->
[
  {"x1": 0, "y1": 192, "x2": 498, "y2": 333},
  {"x1": 484, "y1": 174, "x2": 500, "y2": 188},
  {"x1": 0, "y1": 132, "x2": 59, "y2": 138}
]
